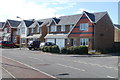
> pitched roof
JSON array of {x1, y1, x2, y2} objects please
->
[
  {"x1": 57, "y1": 11, "x2": 107, "y2": 25},
  {"x1": 38, "y1": 18, "x2": 52, "y2": 26},
  {"x1": 84, "y1": 11, "x2": 95, "y2": 22},
  {"x1": 7, "y1": 19, "x2": 21, "y2": 28},
  {"x1": 93, "y1": 12, "x2": 107, "y2": 23},
  {"x1": 58, "y1": 14, "x2": 81, "y2": 25},
  {"x1": 0, "y1": 22, "x2": 5, "y2": 28},
  {"x1": 53, "y1": 18, "x2": 60, "y2": 24},
  {"x1": 23, "y1": 20, "x2": 34, "y2": 27},
  {"x1": 37, "y1": 21, "x2": 43, "y2": 25},
  {"x1": 114, "y1": 24, "x2": 120, "y2": 29}
]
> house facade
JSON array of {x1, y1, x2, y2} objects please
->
[
  {"x1": 114, "y1": 24, "x2": 120, "y2": 42},
  {"x1": 27, "y1": 18, "x2": 52, "y2": 42},
  {"x1": 0, "y1": 22, "x2": 4, "y2": 41},
  {"x1": 17, "y1": 20, "x2": 34, "y2": 45},
  {"x1": 45, "y1": 11, "x2": 114, "y2": 50},
  {"x1": 2, "y1": 19, "x2": 20, "y2": 43}
]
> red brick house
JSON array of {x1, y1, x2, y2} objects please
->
[
  {"x1": 2, "y1": 19, "x2": 20, "y2": 44},
  {"x1": 27, "y1": 18, "x2": 52, "y2": 42},
  {"x1": 45, "y1": 11, "x2": 114, "y2": 50},
  {"x1": 0, "y1": 22, "x2": 5, "y2": 40}
]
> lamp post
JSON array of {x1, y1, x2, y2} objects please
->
[{"x1": 16, "y1": 16, "x2": 22, "y2": 50}]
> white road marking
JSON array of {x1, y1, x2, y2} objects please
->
[
  {"x1": 3, "y1": 56, "x2": 56, "y2": 79},
  {"x1": 2, "y1": 67, "x2": 16, "y2": 79},
  {"x1": 107, "y1": 76, "x2": 116, "y2": 78},
  {"x1": 57, "y1": 63, "x2": 85, "y2": 71},
  {"x1": 74, "y1": 60, "x2": 118, "y2": 70}
]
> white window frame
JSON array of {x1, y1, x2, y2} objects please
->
[
  {"x1": 50, "y1": 26, "x2": 57, "y2": 32},
  {"x1": 70, "y1": 25, "x2": 73, "y2": 30},
  {"x1": 37, "y1": 27, "x2": 40, "y2": 33},
  {"x1": 61, "y1": 25, "x2": 65, "y2": 31},
  {"x1": 80, "y1": 23, "x2": 89, "y2": 31},
  {"x1": 80, "y1": 38, "x2": 89, "y2": 46},
  {"x1": 4, "y1": 28, "x2": 7, "y2": 33},
  {"x1": 21, "y1": 27, "x2": 25, "y2": 34},
  {"x1": 31, "y1": 28, "x2": 34, "y2": 33}
]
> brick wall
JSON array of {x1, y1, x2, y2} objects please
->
[{"x1": 95, "y1": 14, "x2": 114, "y2": 50}]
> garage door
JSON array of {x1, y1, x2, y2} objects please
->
[
  {"x1": 56, "y1": 39, "x2": 65, "y2": 48},
  {"x1": 46, "y1": 39, "x2": 55, "y2": 43}
]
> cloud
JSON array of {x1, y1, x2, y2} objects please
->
[
  {"x1": 75, "y1": 8, "x2": 94, "y2": 14},
  {"x1": 0, "y1": 0, "x2": 76, "y2": 22}
]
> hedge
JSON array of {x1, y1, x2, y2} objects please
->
[
  {"x1": 41, "y1": 45, "x2": 60, "y2": 53},
  {"x1": 61, "y1": 46, "x2": 88, "y2": 54}
]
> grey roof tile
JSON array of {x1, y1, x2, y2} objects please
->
[
  {"x1": 7, "y1": 19, "x2": 21, "y2": 28},
  {"x1": 57, "y1": 11, "x2": 107, "y2": 25},
  {"x1": 23, "y1": 20, "x2": 34, "y2": 27},
  {"x1": 38, "y1": 18, "x2": 52, "y2": 26},
  {"x1": 114, "y1": 24, "x2": 120, "y2": 29},
  {"x1": 58, "y1": 14, "x2": 81, "y2": 25}
]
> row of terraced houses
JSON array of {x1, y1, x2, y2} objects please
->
[{"x1": 0, "y1": 11, "x2": 120, "y2": 50}]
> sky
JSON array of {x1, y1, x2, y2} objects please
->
[{"x1": 0, "y1": 0, "x2": 119, "y2": 24}]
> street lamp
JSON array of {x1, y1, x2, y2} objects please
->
[{"x1": 16, "y1": 16, "x2": 22, "y2": 50}]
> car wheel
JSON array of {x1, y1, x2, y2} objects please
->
[
  {"x1": 2, "y1": 46, "x2": 4, "y2": 48},
  {"x1": 29, "y1": 48, "x2": 32, "y2": 50}
]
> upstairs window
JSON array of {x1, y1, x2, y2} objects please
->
[
  {"x1": 31, "y1": 28, "x2": 34, "y2": 33},
  {"x1": 37, "y1": 27, "x2": 40, "y2": 33},
  {"x1": 4, "y1": 28, "x2": 7, "y2": 33},
  {"x1": 50, "y1": 26, "x2": 57, "y2": 32},
  {"x1": 21, "y1": 27, "x2": 25, "y2": 34},
  {"x1": 70, "y1": 25, "x2": 73, "y2": 30},
  {"x1": 80, "y1": 23, "x2": 89, "y2": 31},
  {"x1": 61, "y1": 25, "x2": 65, "y2": 31},
  {"x1": 80, "y1": 38, "x2": 89, "y2": 46}
]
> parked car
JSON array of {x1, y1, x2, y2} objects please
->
[
  {"x1": 0, "y1": 41, "x2": 16, "y2": 48},
  {"x1": 39, "y1": 42, "x2": 56, "y2": 47},
  {"x1": 27, "y1": 41, "x2": 41, "y2": 50}
]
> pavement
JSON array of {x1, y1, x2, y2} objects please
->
[{"x1": 1, "y1": 48, "x2": 119, "y2": 79}]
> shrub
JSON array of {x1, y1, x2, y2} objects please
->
[
  {"x1": 79, "y1": 46, "x2": 88, "y2": 54},
  {"x1": 41, "y1": 45, "x2": 60, "y2": 53},
  {"x1": 41, "y1": 46, "x2": 49, "y2": 52},
  {"x1": 60, "y1": 46, "x2": 88, "y2": 54},
  {"x1": 61, "y1": 47, "x2": 67, "y2": 54},
  {"x1": 51, "y1": 45, "x2": 60, "y2": 53}
]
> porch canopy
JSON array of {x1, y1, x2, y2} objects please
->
[
  {"x1": 4, "y1": 33, "x2": 11, "y2": 37},
  {"x1": 27, "y1": 34, "x2": 42, "y2": 39},
  {"x1": 45, "y1": 34, "x2": 68, "y2": 39}
]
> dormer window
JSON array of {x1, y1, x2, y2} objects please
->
[
  {"x1": 50, "y1": 26, "x2": 57, "y2": 32},
  {"x1": 80, "y1": 23, "x2": 89, "y2": 31},
  {"x1": 61, "y1": 25, "x2": 65, "y2": 31}
]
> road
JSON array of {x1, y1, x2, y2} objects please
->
[{"x1": 1, "y1": 48, "x2": 119, "y2": 80}]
